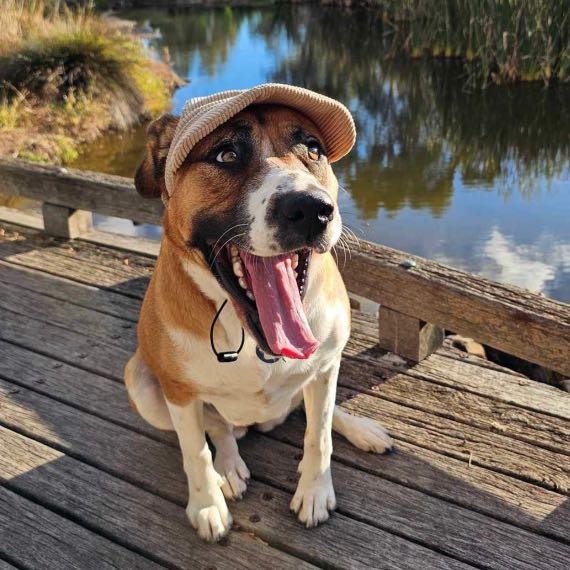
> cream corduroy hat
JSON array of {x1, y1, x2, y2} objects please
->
[{"x1": 164, "y1": 83, "x2": 356, "y2": 196}]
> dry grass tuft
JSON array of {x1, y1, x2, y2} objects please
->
[{"x1": 0, "y1": 0, "x2": 175, "y2": 163}]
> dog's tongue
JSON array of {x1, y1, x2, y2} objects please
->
[{"x1": 242, "y1": 254, "x2": 318, "y2": 359}]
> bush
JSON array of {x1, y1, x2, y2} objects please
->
[{"x1": 0, "y1": 1, "x2": 170, "y2": 126}]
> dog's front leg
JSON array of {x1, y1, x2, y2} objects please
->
[
  {"x1": 291, "y1": 358, "x2": 339, "y2": 527},
  {"x1": 167, "y1": 400, "x2": 232, "y2": 541}
]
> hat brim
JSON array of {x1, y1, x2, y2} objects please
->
[{"x1": 166, "y1": 84, "x2": 356, "y2": 194}]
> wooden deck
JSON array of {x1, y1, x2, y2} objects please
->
[{"x1": 0, "y1": 220, "x2": 568, "y2": 569}]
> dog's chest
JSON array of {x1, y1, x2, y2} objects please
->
[{"x1": 191, "y1": 342, "x2": 321, "y2": 426}]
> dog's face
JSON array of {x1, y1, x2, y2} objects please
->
[{"x1": 135, "y1": 104, "x2": 343, "y2": 359}]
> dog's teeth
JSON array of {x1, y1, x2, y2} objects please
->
[
  {"x1": 246, "y1": 290, "x2": 255, "y2": 300},
  {"x1": 291, "y1": 253, "x2": 299, "y2": 269},
  {"x1": 239, "y1": 278, "x2": 248, "y2": 289},
  {"x1": 294, "y1": 270, "x2": 298, "y2": 278},
  {"x1": 230, "y1": 245, "x2": 239, "y2": 257},
  {"x1": 233, "y1": 261, "x2": 244, "y2": 277}
]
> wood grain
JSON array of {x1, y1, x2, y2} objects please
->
[
  {"x1": 378, "y1": 306, "x2": 444, "y2": 361},
  {"x1": 0, "y1": 259, "x2": 140, "y2": 322},
  {"x1": 339, "y1": 241, "x2": 570, "y2": 376},
  {"x1": 339, "y1": 357, "x2": 570, "y2": 453},
  {"x1": 0, "y1": 486, "x2": 163, "y2": 569},
  {"x1": 0, "y1": 402, "x2": 469, "y2": 570},
  {"x1": 0, "y1": 427, "x2": 315, "y2": 570},
  {"x1": 0, "y1": 157, "x2": 163, "y2": 225},
  {"x1": 0, "y1": 306, "x2": 131, "y2": 381}
]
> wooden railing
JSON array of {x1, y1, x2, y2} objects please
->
[{"x1": 1, "y1": 157, "x2": 569, "y2": 377}]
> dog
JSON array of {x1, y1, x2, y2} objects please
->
[{"x1": 124, "y1": 85, "x2": 393, "y2": 542}]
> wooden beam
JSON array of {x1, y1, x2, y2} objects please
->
[
  {"x1": 378, "y1": 306, "x2": 443, "y2": 362},
  {"x1": 339, "y1": 243, "x2": 570, "y2": 377},
  {"x1": 42, "y1": 203, "x2": 92, "y2": 238},
  {"x1": 0, "y1": 157, "x2": 162, "y2": 225},
  {"x1": 1, "y1": 159, "x2": 569, "y2": 376}
]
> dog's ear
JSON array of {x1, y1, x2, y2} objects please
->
[{"x1": 134, "y1": 114, "x2": 179, "y2": 199}]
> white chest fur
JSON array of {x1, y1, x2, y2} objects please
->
[{"x1": 171, "y1": 254, "x2": 350, "y2": 427}]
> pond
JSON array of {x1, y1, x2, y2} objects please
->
[{"x1": 71, "y1": 5, "x2": 570, "y2": 302}]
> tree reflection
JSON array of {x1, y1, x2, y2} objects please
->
[
  {"x1": 253, "y1": 6, "x2": 570, "y2": 217},
  {"x1": 78, "y1": 6, "x2": 569, "y2": 220}
]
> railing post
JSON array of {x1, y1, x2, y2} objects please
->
[
  {"x1": 42, "y1": 203, "x2": 92, "y2": 239},
  {"x1": 378, "y1": 306, "x2": 443, "y2": 363}
]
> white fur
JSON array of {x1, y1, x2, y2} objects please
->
[
  {"x1": 246, "y1": 166, "x2": 342, "y2": 256},
  {"x1": 167, "y1": 400, "x2": 232, "y2": 541}
]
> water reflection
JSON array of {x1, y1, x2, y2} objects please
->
[{"x1": 68, "y1": 5, "x2": 570, "y2": 301}]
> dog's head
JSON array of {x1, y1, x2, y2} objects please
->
[{"x1": 136, "y1": 104, "x2": 348, "y2": 359}]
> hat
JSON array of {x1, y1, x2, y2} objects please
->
[{"x1": 164, "y1": 83, "x2": 356, "y2": 195}]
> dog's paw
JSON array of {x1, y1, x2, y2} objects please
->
[
  {"x1": 214, "y1": 446, "x2": 250, "y2": 500},
  {"x1": 290, "y1": 469, "x2": 336, "y2": 528},
  {"x1": 187, "y1": 490, "x2": 232, "y2": 542},
  {"x1": 342, "y1": 414, "x2": 394, "y2": 454}
]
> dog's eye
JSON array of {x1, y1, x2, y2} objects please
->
[
  {"x1": 216, "y1": 149, "x2": 239, "y2": 163},
  {"x1": 307, "y1": 142, "x2": 323, "y2": 161}
]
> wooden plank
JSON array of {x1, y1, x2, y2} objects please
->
[
  {"x1": 3, "y1": 378, "x2": 564, "y2": 570},
  {"x1": 0, "y1": 280, "x2": 137, "y2": 352},
  {"x1": 238, "y1": 432, "x2": 570, "y2": 570},
  {"x1": 3, "y1": 338, "x2": 567, "y2": 545},
  {"x1": 0, "y1": 389, "x2": 470, "y2": 570},
  {"x1": 339, "y1": 358, "x2": 570, "y2": 454},
  {"x1": 0, "y1": 487, "x2": 163, "y2": 570},
  {"x1": 0, "y1": 225, "x2": 152, "y2": 297},
  {"x1": 0, "y1": 428, "x2": 315, "y2": 570},
  {"x1": 42, "y1": 203, "x2": 92, "y2": 238},
  {"x1": 334, "y1": 386, "x2": 570, "y2": 493},
  {"x1": 269, "y1": 411, "x2": 570, "y2": 543},
  {"x1": 0, "y1": 157, "x2": 163, "y2": 225},
  {"x1": 0, "y1": 339, "x2": 170, "y2": 444},
  {"x1": 339, "y1": 241, "x2": 570, "y2": 377},
  {"x1": 378, "y1": 306, "x2": 443, "y2": 361},
  {"x1": 438, "y1": 342, "x2": 526, "y2": 377},
  {"x1": 0, "y1": 306, "x2": 130, "y2": 381},
  {"x1": 80, "y1": 228, "x2": 161, "y2": 257},
  {"x1": 0, "y1": 259, "x2": 140, "y2": 322},
  {"x1": 409, "y1": 353, "x2": 570, "y2": 420},
  {"x1": 0, "y1": 205, "x2": 44, "y2": 230}
]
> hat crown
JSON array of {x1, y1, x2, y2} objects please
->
[{"x1": 164, "y1": 83, "x2": 356, "y2": 196}]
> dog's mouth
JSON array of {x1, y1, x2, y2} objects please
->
[{"x1": 210, "y1": 244, "x2": 318, "y2": 359}]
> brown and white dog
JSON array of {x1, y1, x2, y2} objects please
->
[{"x1": 125, "y1": 103, "x2": 393, "y2": 542}]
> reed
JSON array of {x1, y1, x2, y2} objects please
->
[{"x1": 379, "y1": 0, "x2": 569, "y2": 86}]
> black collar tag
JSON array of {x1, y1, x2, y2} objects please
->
[{"x1": 256, "y1": 346, "x2": 282, "y2": 364}]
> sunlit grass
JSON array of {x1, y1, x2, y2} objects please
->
[{"x1": 0, "y1": 0, "x2": 172, "y2": 163}]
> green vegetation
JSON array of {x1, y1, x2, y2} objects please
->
[
  {"x1": 365, "y1": 0, "x2": 570, "y2": 86},
  {"x1": 0, "y1": 0, "x2": 176, "y2": 164}
]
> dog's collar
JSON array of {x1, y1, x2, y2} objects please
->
[
  {"x1": 255, "y1": 346, "x2": 282, "y2": 364},
  {"x1": 210, "y1": 299, "x2": 283, "y2": 364}
]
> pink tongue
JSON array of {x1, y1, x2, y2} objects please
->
[{"x1": 242, "y1": 254, "x2": 318, "y2": 359}]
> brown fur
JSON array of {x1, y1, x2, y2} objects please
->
[{"x1": 134, "y1": 105, "x2": 342, "y2": 407}]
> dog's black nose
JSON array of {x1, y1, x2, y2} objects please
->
[{"x1": 280, "y1": 192, "x2": 335, "y2": 241}]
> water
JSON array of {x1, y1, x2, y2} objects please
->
[{"x1": 71, "y1": 5, "x2": 570, "y2": 302}]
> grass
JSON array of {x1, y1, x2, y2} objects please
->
[
  {"x1": 377, "y1": 0, "x2": 570, "y2": 86},
  {"x1": 0, "y1": 0, "x2": 175, "y2": 164}
]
